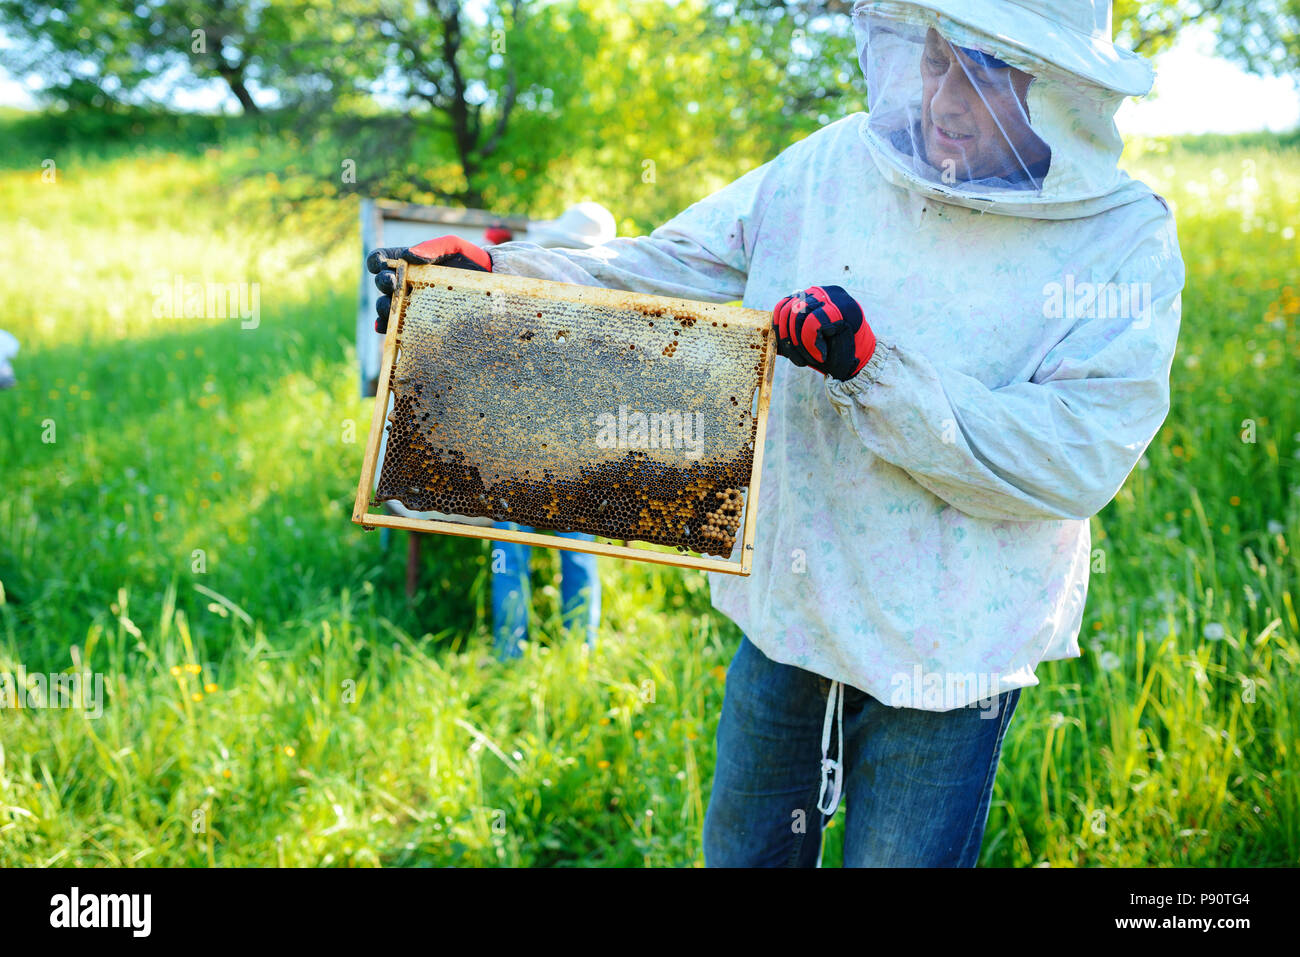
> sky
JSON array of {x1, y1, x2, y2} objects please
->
[
  {"x1": 2, "y1": 20, "x2": 1297, "y2": 135},
  {"x1": 1115, "y1": 22, "x2": 1300, "y2": 135}
]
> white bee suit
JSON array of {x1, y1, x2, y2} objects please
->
[{"x1": 485, "y1": 0, "x2": 1185, "y2": 717}]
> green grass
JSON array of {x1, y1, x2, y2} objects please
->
[{"x1": 0, "y1": 115, "x2": 1297, "y2": 866}]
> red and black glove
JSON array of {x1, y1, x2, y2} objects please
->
[
  {"x1": 772, "y1": 285, "x2": 876, "y2": 381},
  {"x1": 365, "y1": 236, "x2": 494, "y2": 334}
]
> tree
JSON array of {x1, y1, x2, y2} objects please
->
[
  {"x1": 0, "y1": 0, "x2": 357, "y2": 113},
  {"x1": 0, "y1": 1, "x2": 158, "y2": 110},
  {"x1": 288, "y1": 0, "x2": 598, "y2": 210}
]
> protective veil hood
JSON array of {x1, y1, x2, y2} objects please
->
[{"x1": 853, "y1": 0, "x2": 1157, "y2": 219}]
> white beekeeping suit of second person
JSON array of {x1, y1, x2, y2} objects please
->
[
  {"x1": 483, "y1": 0, "x2": 1184, "y2": 823},
  {"x1": 0, "y1": 329, "x2": 18, "y2": 390}
]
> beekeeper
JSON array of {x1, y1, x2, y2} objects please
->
[{"x1": 368, "y1": 0, "x2": 1184, "y2": 867}]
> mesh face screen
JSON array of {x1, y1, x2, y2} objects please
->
[{"x1": 370, "y1": 266, "x2": 773, "y2": 560}]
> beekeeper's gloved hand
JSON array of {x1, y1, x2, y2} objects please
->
[
  {"x1": 772, "y1": 285, "x2": 877, "y2": 381},
  {"x1": 366, "y1": 237, "x2": 494, "y2": 334}
]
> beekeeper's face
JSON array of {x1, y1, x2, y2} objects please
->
[{"x1": 920, "y1": 28, "x2": 1047, "y2": 182}]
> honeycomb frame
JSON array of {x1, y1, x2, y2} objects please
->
[{"x1": 352, "y1": 261, "x2": 776, "y2": 575}]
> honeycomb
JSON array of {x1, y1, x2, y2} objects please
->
[{"x1": 372, "y1": 266, "x2": 772, "y2": 558}]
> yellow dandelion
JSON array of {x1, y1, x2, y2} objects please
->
[
  {"x1": 191, "y1": 692, "x2": 203, "y2": 702},
  {"x1": 222, "y1": 768, "x2": 232, "y2": 779},
  {"x1": 597, "y1": 760, "x2": 610, "y2": 769},
  {"x1": 634, "y1": 730, "x2": 644, "y2": 740},
  {"x1": 211, "y1": 471, "x2": 222, "y2": 482},
  {"x1": 1093, "y1": 621, "x2": 1103, "y2": 631},
  {"x1": 710, "y1": 665, "x2": 727, "y2": 681},
  {"x1": 283, "y1": 746, "x2": 296, "y2": 757},
  {"x1": 1229, "y1": 496, "x2": 1241, "y2": 506},
  {"x1": 599, "y1": 717, "x2": 610, "y2": 725},
  {"x1": 169, "y1": 665, "x2": 182, "y2": 677},
  {"x1": 205, "y1": 682, "x2": 218, "y2": 694},
  {"x1": 186, "y1": 663, "x2": 201, "y2": 675}
]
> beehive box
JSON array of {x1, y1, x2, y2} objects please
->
[{"x1": 352, "y1": 261, "x2": 775, "y2": 575}]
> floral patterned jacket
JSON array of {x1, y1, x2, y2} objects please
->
[{"x1": 486, "y1": 22, "x2": 1184, "y2": 709}]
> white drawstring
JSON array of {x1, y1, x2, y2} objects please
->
[{"x1": 816, "y1": 679, "x2": 845, "y2": 817}]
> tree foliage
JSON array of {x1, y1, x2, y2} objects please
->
[
  {"x1": 1212, "y1": 0, "x2": 1300, "y2": 77},
  {"x1": 0, "y1": 1, "x2": 294, "y2": 111}
]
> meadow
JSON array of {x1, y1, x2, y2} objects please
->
[{"x1": 0, "y1": 112, "x2": 1297, "y2": 866}]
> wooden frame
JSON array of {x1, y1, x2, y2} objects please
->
[{"x1": 352, "y1": 262, "x2": 776, "y2": 576}]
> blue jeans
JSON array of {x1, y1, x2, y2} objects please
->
[
  {"x1": 703, "y1": 636, "x2": 1022, "y2": 867},
  {"x1": 490, "y1": 523, "x2": 601, "y2": 660}
]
